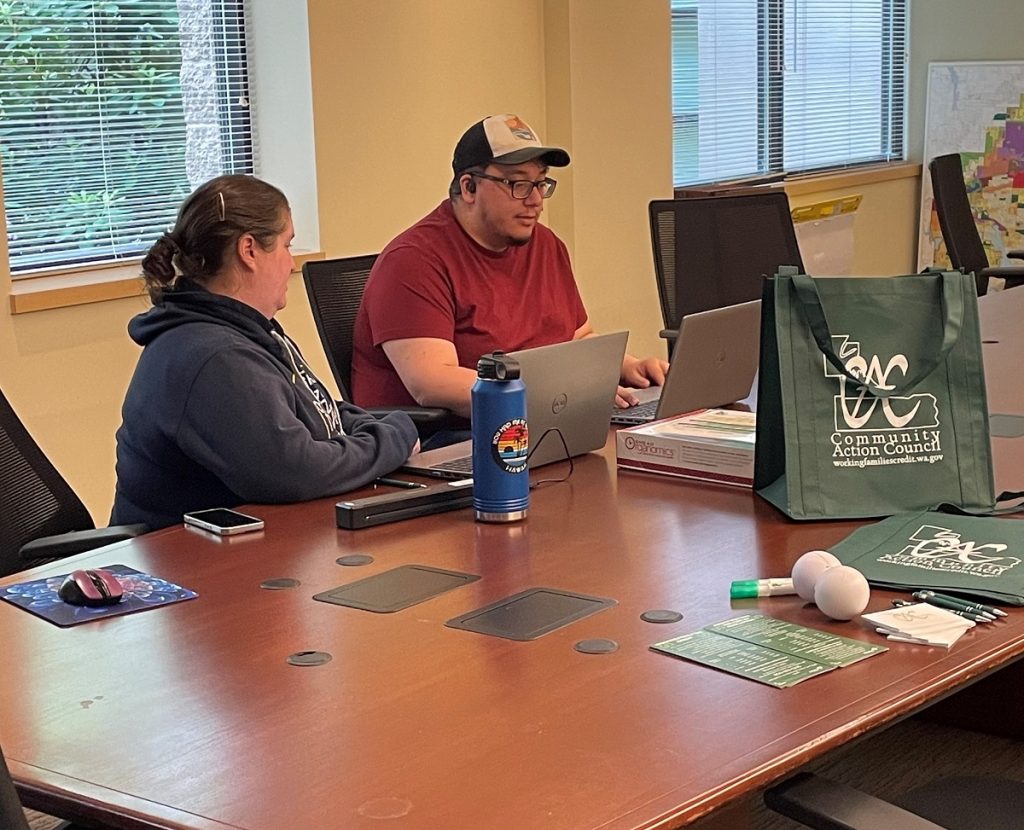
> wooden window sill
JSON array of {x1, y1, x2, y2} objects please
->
[
  {"x1": 782, "y1": 161, "x2": 921, "y2": 196},
  {"x1": 676, "y1": 161, "x2": 921, "y2": 199},
  {"x1": 7, "y1": 251, "x2": 325, "y2": 314}
]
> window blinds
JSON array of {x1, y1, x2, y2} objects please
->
[
  {"x1": 671, "y1": 0, "x2": 907, "y2": 187},
  {"x1": 0, "y1": 0, "x2": 254, "y2": 274}
]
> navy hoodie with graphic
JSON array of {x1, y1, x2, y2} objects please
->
[{"x1": 111, "y1": 281, "x2": 418, "y2": 529}]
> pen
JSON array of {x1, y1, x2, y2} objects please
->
[
  {"x1": 876, "y1": 628, "x2": 932, "y2": 645},
  {"x1": 913, "y1": 590, "x2": 1006, "y2": 618},
  {"x1": 912, "y1": 591, "x2": 996, "y2": 622},
  {"x1": 374, "y1": 477, "x2": 428, "y2": 490},
  {"x1": 938, "y1": 605, "x2": 993, "y2": 624},
  {"x1": 925, "y1": 592, "x2": 1002, "y2": 620},
  {"x1": 893, "y1": 599, "x2": 986, "y2": 623}
]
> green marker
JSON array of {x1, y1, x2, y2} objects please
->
[{"x1": 730, "y1": 578, "x2": 796, "y2": 599}]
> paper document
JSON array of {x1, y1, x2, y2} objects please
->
[{"x1": 861, "y1": 603, "x2": 974, "y2": 648}]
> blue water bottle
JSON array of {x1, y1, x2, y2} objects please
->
[{"x1": 471, "y1": 352, "x2": 529, "y2": 523}]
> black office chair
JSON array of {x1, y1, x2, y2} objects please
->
[
  {"x1": 928, "y1": 153, "x2": 1024, "y2": 297},
  {"x1": 301, "y1": 255, "x2": 455, "y2": 440},
  {"x1": 0, "y1": 387, "x2": 147, "y2": 577},
  {"x1": 0, "y1": 744, "x2": 30, "y2": 830},
  {"x1": 765, "y1": 771, "x2": 1024, "y2": 829},
  {"x1": 2, "y1": 743, "x2": 85, "y2": 830},
  {"x1": 648, "y1": 190, "x2": 804, "y2": 354}
]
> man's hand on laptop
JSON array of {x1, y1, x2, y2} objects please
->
[
  {"x1": 615, "y1": 386, "x2": 641, "y2": 408},
  {"x1": 621, "y1": 355, "x2": 670, "y2": 389}
]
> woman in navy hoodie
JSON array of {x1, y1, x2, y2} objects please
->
[{"x1": 111, "y1": 175, "x2": 419, "y2": 530}]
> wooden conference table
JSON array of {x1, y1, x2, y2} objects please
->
[{"x1": 2, "y1": 288, "x2": 1023, "y2": 830}]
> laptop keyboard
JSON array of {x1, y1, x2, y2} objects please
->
[
  {"x1": 610, "y1": 400, "x2": 659, "y2": 425},
  {"x1": 431, "y1": 455, "x2": 475, "y2": 475}
]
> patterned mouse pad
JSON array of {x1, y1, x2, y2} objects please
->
[{"x1": 0, "y1": 564, "x2": 197, "y2": 627}]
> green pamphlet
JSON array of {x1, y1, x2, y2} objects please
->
[{"x1": 651, "y1": 614, "x2": 887, "y2": 688}]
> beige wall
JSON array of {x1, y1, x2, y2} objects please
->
[
  {"x1": 542, "y1": 0, "x2": 674, "y2": 361},
  {"x1": 307, "y1": 0, "x2": 548, "y2": 258},
  {"x1": 0, "y1": 0, "x2": 977, "y2": 521}
]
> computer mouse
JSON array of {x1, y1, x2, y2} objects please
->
[{"x1": 58, "y1": 568, "x2": 125, "y2": 607}]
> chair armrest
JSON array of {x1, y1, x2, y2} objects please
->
[
  {"x1": 764, "y1": 773, "x2": 945, "y2": 830},
  {"x1": 979, "y1": 266, "x2": 1024, "y2": 278},
  {"x1": 20, "y1": 524, "x2": 149, "y2": 562},
  {"x1": 1007, "y1": 250, "x2": 1024, "y2": 260},
  {"x1": 658, "y1": 329, "x2": 678, "y2": 360},
  {"x1": 365, "y1": 406, "x2": 463, "y2": 441},
  {"x1": 365, "y1": 406, "x2": 452, "y2": 425}
]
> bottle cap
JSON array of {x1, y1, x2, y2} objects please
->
[
  {"x1": 477, "y1": 352, "x2": 521, "y2": 380},
  {"x1": 730, "y1": 580, "x2": 761, "y2": 599}
]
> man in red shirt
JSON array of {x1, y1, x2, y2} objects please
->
[{"x1": 351, "y1": 114, "x2": 667, "y2": 421}]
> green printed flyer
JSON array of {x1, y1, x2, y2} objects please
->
[
  {"x1": 651, "y1": 614, "x2": 887, "y2": 688},
  {"x1": 707, "y1": 615, "x2": 887, "y2": 668}
]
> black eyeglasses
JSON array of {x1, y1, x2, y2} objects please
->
[{"x1": 470, "y1": 172, "x2": 557, "y2": 200}]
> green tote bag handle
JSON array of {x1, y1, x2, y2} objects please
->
[{"x1": 789, "y1": 270, "x2": 964, "y2": 399}]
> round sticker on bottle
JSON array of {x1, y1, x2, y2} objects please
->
[{"x1": 490, "y1": 418, "x2": 529, "y2": 473}]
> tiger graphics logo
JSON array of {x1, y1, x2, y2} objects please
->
[
  {"x1": 824, "y1": 335, "x2": 944, "y2": 469},
  {"x1": 877, "y1": 524, "x2": 1021, "y2": 578},
  {"x1": 491, "y1": 418, "x2": 529, "y2": 474}
]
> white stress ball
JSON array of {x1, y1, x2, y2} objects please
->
[
  {"x1": 814, "y1": 566, "x2": 871, "y2": 621},
  {"x1": 791, "y1": 550, "x2": 841, "y2": 601}
]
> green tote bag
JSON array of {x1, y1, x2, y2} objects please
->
[{"x1": 754, "y1": 268, "x2": 995, "y2": 520}]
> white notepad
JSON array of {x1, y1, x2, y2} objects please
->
[{"x1": 861, "y1": 604, "x2": 974, "y2": 648}]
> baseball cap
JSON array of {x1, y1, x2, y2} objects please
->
[{"x1": 452, "y1": 114, "x2": 571, "y2": 174}]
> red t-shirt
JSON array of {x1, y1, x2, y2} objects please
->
[{"x1": 351, "y1": 200, "x2": 588, "y2": 407}]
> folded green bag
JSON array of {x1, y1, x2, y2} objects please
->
[{"x1": 830, "y1": 510, "x2": 1024, "y2": 605}]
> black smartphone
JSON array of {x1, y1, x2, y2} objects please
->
[{"x1": 183, "y1": 508, "x2": 265, "y2": 535}]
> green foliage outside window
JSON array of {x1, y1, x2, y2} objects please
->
[{"x1": 0, "y1": 0, "x2": 191, "y2": 270}]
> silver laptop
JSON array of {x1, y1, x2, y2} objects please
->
[
  {"x1": 611, "y1": 300, "x2": 761, "y2": 426},
  {"x1": 402, "y1": 331, "x2": 628, "y2": 479}
]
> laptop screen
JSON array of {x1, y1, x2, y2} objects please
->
[{"x1": 402, "y1": 331, "x2": 628, "y2": 477}]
